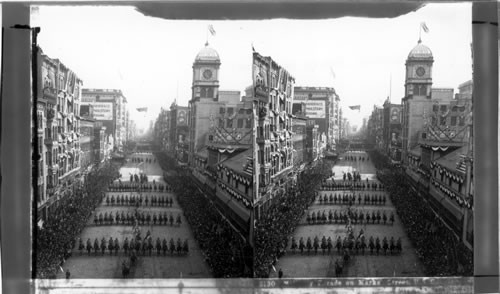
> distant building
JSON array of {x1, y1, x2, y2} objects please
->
[
  {"x1": 79, "y1": 106, "x2": 96, "y2": 170},
  {"x1": 305, "y1": 120, "x2": 319, "y2": 163},
  {"x1": 382, "y1": 99, "x2": 403, "y2": 162},
  {"x1": 154, "y1": 107, "x2": 171, "y2": 152},
  {"x1": 293, "y1": 86, "x2": 340, "y2": 149},
  {"x1": 169, "y1": 103, "x2": 190, "y2": 165},
  {"x1": 93, "y1": 121, "x2": 107, "y2": 163},
  {"x1": 81, "y1": 88, "x2": 128, "y2": 152},
  {"x1": 292, "y1": 115, "x2": 307, "y2": 169}
]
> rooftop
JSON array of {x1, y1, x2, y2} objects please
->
[
  {"x1": 220, "y1": 148, "x2": 252, "y2": 178},
  {"x1": 195, "y1": 42, "x2": 220, "y2": 62},
  {"x1": 408, "y1": 40, "x2": 433, "y2": 59},
  {"x1": 436, "y1": 146, "x2": 468, "y2": 174}
]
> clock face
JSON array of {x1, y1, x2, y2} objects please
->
[
  {"x1": 416, "y1": 67, "x2": 425, "y2": 77},
  {"x1": 203, "y1": 69, "x2": 213, "y2": 80}
]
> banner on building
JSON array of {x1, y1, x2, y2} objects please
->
[
  {"x1": 177, "y1": 109, "x2": 188, "y2": 126},
  {"x1": 252, "y1": 52, "x2": 294, "y2": 99},
  {"x1": 81, "y1": 96, "x2": 96, "y2": 103},
  {"x1": 252, "y1": 53, "x2": 270, "y2": 98},
  {"x1": 89, "y1": 102, "x2": 113, "y2": 121},
  {"x1": 390, "y1": 107, "x2": 400, "y2": 123},
  {"x1": 304, "y1": 101, "x2": 326, "y2": 118}
]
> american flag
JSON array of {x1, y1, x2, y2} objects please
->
[
  {"x1": 208, "y1": 25, "x2": 216, "y2": 36},
  {"x1": 421, "y1": 22, "x2": 430, "y2": 33},
  {"x1": 456, "y1": 154, "x2": 467, "y2": 173}
]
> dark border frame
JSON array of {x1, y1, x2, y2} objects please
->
[{"x1": 1, "y1": 1, "x2": 498, "y2": 294}]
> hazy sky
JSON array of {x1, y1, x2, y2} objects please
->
[{"x1": 34, "y1": 3, "x2": 472, "y2": 129}]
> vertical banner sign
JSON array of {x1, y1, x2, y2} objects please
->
[{"x1": 252, "y1": 52, "x2": 269, "y2": 99}]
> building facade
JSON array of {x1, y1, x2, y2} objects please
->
[
  {"x1": 188, "y1": 42, "x2": 221, "y2": 166},
  {"x1": 291, "y1": 115, "x2": 307, "y2": 170},
  {"x1": 382, "y1": 100, "x2": 403, "y2": 162},
  {"x1": 93, "y1": 122, "x2": 108, "y2": 163},
  {"x1": 81, "y1": 88, "x2": 128, "y2": 153},
  {"x1": 169, "y1": 103, "x2": 190, "y2": 165},
  {"x1": 154, "y1": 107, "x2": 171, "y2": 152},
  {"x1": 252, "y1": 52, "x2": 295, "y2": 219},
  {"x1": 293, "y1": 87, "x2": 340, "y2": 149},
  {"x1": 401, "y1": 40, "x2": 434, "y2": 163},
  {"x1": 38, "y1": 50, "x2": 83, "y2": 223},
  {"x1": 79, "y1": 109, "x2": 96, "y2": 171}
]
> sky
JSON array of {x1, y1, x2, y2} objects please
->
[{"x1": 33, "y1": 3, "x2": 472, "y2": 130}]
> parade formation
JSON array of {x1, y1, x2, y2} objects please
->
[
  {"x1": 36, "y1": 153, "x2": 212, "y2": 279},
  {"x1": 256, "y1": 151, "x2": 425, "y2": 278}
]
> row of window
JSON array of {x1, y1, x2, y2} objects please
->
[
  {"x1": 434, "y1": 169, "x2": 463, "y2": 194},
  {"x1": 221, "y1": 172, "x2": 250, "y2": 195},
  {"x1": 431, "y1": 116, "x2": 466, "y2": 126},
  {"x1": 219, "y1": 107, "x2": 253, "y2": 115},
  {"x1": 432, "y1": 105, "x2": 467, "y2": 113},
  {"x1": 219, "y1": 117, "x2": 252, "y2": 129}
]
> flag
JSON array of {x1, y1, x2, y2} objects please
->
[
  {"x1": 59, "y1": 266, "x2": 64, "y2": 273},
  {"x1": 208, "y1": 25, "x2": 216, "y2": 36},
  {"x1": 349, "y1": 105, "x2": 361, "y2": 111},
  {"x1": 136, "y1": 107, "x2": 148, "y2": 112},
  {"x1": 272, "y1": 265, "x2": 276, "y2": 272},
  {"x1": 330, "y1": 67, "x2": 336, "y2": 79},
  {"x1": 421, "y1": 22, "x2": 429, "y2": 33}
]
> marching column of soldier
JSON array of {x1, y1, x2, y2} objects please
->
[
  {"x1": 73, "y1": 154, "x2": 193, "y2": 278},
  {"x1": 278, "y1": 151, "x2": 404, "y2": 278}
]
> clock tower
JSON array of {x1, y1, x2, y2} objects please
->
[
  {"x1": 191, "y1": 42, "x2": 220, "y2": 102},
  {"x1": 404, "y1": 39, "x2": 434, "y2": 98},
  {"x1": 401, "y1": 39, "x2": 434, "y2": 164}
]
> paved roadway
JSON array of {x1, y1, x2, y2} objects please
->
[
  {"x1": 57, "y1": 153, "x2": 212, "y2": 279},
  {"x1": 269, "y1": 151, "x2": 425, "y2": 278}
]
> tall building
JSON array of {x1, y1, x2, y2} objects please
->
[
  {"x1": 81, "y1": 88, "x2": 128, "y2": 152},
  {"x1": 252, "y1": 52, "x2": 295, "y2": 219},
  {"x1": 188, "y1": 42, "x2": 221, "y2": 166},
  {"x1": 169, "y1": 103, "x2": 190, "y2": 165},
  {"x1": 153, "y1": 107, "x2": 171, "y2": 152},
  {"x1": 93, "y1": 121, "x2": 108, "y2": 163},
  {"x1": 186, "y1": 42, "x2": 254, "y2": 241},
  {"x1": 293, "y1": 87, "x2": 340, "y2": 149},
  {"x1": 382, "y1": 99, "x2": 403, "y2": 162},
  {"x1": 79, "y1": 105, "x2": 96, "y2": 171},
  {"x1": 401, "y1": 39, "x2": 434, "y2": 163},
  {"x1": 291, "y1": 114, "x2": 307, "y2": 169},
  {"x1": 38, "y1": 50, "x2": 83, "y2": 223}
]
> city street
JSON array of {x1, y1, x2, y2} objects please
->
[
  {"x1": 57, "y1": 153, "x2": 212, "y2": 278},
  {"x1": 269, "y1": 151, "x2": 425, "y2": 278}
]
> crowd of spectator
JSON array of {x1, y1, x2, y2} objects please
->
[
  {"x1": 369, "y1": 150, "x2": 473, "y2": 276},
  {"x1": 254, "y1": 160, "x2": 334, "y2": 278},
  {"x1": 155, "y1": 152, "x2": 252, "y2": 278},
  {"x1": 36, "y1": 162, "x2": 120, "y2": 278}
]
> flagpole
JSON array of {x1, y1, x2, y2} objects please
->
[
  {"x1": 419, "y1": 23, "x2": 422, "y2": 43},
  {"x1": 389, "y1": 73, "x2": 392, "y2": 102}
]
